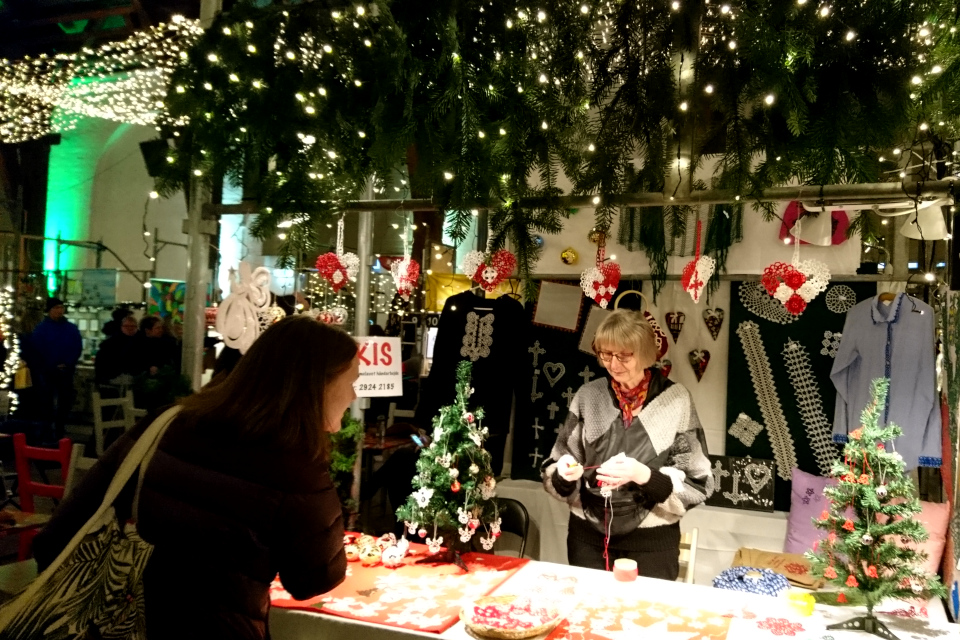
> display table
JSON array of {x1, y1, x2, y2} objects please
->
[
  {"x1": 496, "y1": 479, "x2": 789, "y2": 585},
  {"x1": 271, "y1": 557, "x2": 953, "y2": 640}
]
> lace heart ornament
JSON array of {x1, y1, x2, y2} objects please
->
[
  {"x1": 461, "y1": 249, "x2": 516, "y2": 292},
  {"x1": 390, "y1": 258, "x2": 420, "y2": 301},
  {"x1": 580, "y1": 261, "x2": 621, "y2": 308},
  {"x1": 316, "y1": 252, "x2": 359, "y2": 293},
  {"x1": 681, "y1": 256, "x2": 715, "y2": 303},
  {"x1": 761, "y1": 260, "x2": 830, "y2": 316}
]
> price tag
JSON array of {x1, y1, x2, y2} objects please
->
[{"x1": 354, "y1": 336, "x2": 402, "y2": 397}]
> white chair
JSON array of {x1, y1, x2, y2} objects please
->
[
  {"x1": 91, "y1": 391, "x2": 137, "y2": 456},
  {"x1": 386, "y1": 402, "x2": 416, "y2": 428},
  {"x1": 63, "y1": 444, "x2": 97, "y2": 499},
  {"x1": 678, "y1": 528, "x2": 699, "y2": 584}
]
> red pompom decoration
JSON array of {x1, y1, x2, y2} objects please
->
[
  {"x1": 824, "y1": 566, "x2": 837, "y2": 579},
  {"x1": 812, "y1": 540, "x2": 819, "y2": 551},
  {"x1": 846, "y1": 575, "x2": 859, "y2": 588},
  {"x1": 493, "y1": 531, "x2": 501, "y2": 538},
  {"x1": 783, "y1": 269, "x2": 807, "y2": 290},
  {"x1": 858, "y1": 474, "x2": 870, "y2": 485},
  {"x1": 784, "y1": 294, "x2": 807, "y2": 315},
  {"x1": 451, "y1": 480, "x2": 461, "y2": 493},
  {"x1": 850, "y1": 428, "x2": 863, "y2": 440},
  {"x1": 828, "y1": 532, "x2": 837, "y2": 543},
  {"x1": 819, "y1": 510, "x2": 830, "y2": 520},
  {"x1": 842, "y1": 519, "x2": 855, "y2": 532},
  {"x1": 837, "y1": 593, "x2": 847, "y2": 603},
  {"x1": 866, "y1": 565, "x2": 878, "y2": 578},
  {"x1": 877, "y1": 443, "x2": 885, "y2": 450}
]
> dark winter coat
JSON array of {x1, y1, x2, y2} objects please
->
[
  {"x1": 33, "y1": 413, "x2": 347, "y2": 640},
  {"x1": 30, "y1": 317, "x2": 82, "y2": 373},
  {"x1": 94, "y1": 333, "x2": 144, "y2": 383}
]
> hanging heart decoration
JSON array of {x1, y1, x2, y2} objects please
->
[
  {"x1": 761, "y1": 259, "x2": 831, "y2": 316},
  {"x1": 657, "y1": 358, "x2": 673, "y2": 378},
  {"x1": 316, "y1": 216, "x2": 360, "y2": 293},
  {"x1": 703, "y1": 308, "x2": 724, "y2": 340},
  {"x1": 643, "y1": 311, "x2": 669, "y2": 360},
  {"x1": 680, "y1": 220, "x2": 715, "y2": 303},
  {"x1": 390, "y1": 258, "x2": 421, "y2": 301},
  {"x1": 665, "y1": 312, "x2": 685, "y2": 343},
  {"x1": 579, "y1": 232, "x2": 621, "y2": 308},
  {"x1": 462, "y1": 249, "x2": 517, "y2": 292},
  {"x1": 688, "y1": 349, "x2": 711, "y2": 382}
]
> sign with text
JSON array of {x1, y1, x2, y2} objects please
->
[{"x1": 355, "y1": 337, "x2": 402, "y2": 397}]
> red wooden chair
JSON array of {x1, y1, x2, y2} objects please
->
[{"x1": 11, "y1": 434, "x2": 72, "y2": 560}]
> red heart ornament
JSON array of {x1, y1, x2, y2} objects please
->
[
  {"x1": 580, "y1": 261, "x2": 621, "y2": 308},
  {"x1": 316, "y1": 252, "x2": 350, "y2": 292},
  {"x1": 464, "y1": 249, "x2": 516, "y2": 292},
  {"x1": 391, "y1": 258, "x2": 420, "y2": 301}
]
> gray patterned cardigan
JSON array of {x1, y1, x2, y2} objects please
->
[{"x1": 541, "y1": 375, "x2": 713, "y2": 538}]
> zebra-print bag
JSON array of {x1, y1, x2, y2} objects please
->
[{"x1": 0, "y1": 406, "x2": 181, "y2": 640}]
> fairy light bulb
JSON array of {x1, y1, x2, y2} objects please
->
[{"x1": 764, "y1": 94, "x2": 775, "y2": 105}]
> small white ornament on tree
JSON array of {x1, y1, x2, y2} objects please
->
[
  {"x1": 459, "y1": 526, "x2": 475, "y2": 543},
  {"x1": 480, "y1": 476, "x2": 497, "y2": 499},
  {"x1": 457, "y1": 507, "x2": 470, "y2": 525},
  {"x1": 449, "y1": 468, "x2": 459, "y2": 479},
  {"x1": 490, "y1": 517, "x2": 502, "y2": 536},
  {"x1": 480, "y1": 535, "x2": 495, "y2": 551},
  {"x1": 425, "y1": 536, "x2": 444, "y2": 554},
  {"x1": 437, "y1": 453, "x2": 452, "y2": 468},
  {"x1": 469, "y1": 463, "x2": 479, "y2": 475},
  {"x1": 414, "y1": 487, "x2": 434, "y2": 508},
  {"x1": 405, "y1": 521, "x2": 418, "y2": 535}
]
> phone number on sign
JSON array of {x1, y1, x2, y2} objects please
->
[{"x1": 355, "y1": 383, "x2": 398, "y2": 392}]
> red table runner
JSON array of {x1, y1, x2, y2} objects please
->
[{"x1": 270, "y1": 541, "x2": 528, "y2": 633}]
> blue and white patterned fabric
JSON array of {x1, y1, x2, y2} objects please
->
[{"x1": 712, "y1": 566, "x2": 791, "y2": 597}]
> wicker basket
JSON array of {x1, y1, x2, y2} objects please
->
[{"x1": 460, "y1": 595, "x2": 563, "y2": 640}]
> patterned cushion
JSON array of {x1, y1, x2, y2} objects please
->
[{"x1": 784, "y1": 468, "x2": 837, "y2": 554}]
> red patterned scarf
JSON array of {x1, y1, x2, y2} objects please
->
[{"x1": 611, "y1": 370, "x2": 652, "y2": 426}]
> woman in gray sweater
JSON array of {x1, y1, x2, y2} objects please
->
[{"x1": 541, "y1": 309, "x2": 713, "y2": 579}]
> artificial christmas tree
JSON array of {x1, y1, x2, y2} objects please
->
[
  {"x1": 396, "y1": 361, "x2": 501, "y2": 566},
  {"x1": 807, "y1": 379, "x2": 947, "y2": 640}
]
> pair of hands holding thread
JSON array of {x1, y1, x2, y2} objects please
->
[{"x1": 556, "y1": 453, "x2": 651, "y2": 487}]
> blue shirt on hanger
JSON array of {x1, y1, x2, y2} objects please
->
[{"x1": 830, "y1": 293, "x2": 941, "y2": 469}]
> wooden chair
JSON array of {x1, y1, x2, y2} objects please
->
[
  {"x1": 91, "y1": 391, "x2": 136, "y2": 456},
  {"x1": 12, "y1": 434, "x2": 72, "y2": 560},
  {"x1": 386, "y1": 402, "x2": 416, "y2": 428},
  {"x1": 678, "y1": 528, "x2": 699, "y2": 584},
  {"x1": 63, "y1": 443, "x2": 97, "y2": 499}
]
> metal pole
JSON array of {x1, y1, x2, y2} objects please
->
[
  {"x1": 202, "y1": 179, "x2": 957, "y2": 214},
  {"x1": 182, "y1": 178, "x2": 213, "y2": 391}
]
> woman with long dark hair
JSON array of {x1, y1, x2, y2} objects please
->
[{"x1": 34, "y1": 316, "x2": 358, "y2": 639}]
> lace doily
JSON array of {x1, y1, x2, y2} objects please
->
[
  {"x1": 825, "y1": 285, "x2": 856, "y2": 314},
  {"x1": 729, "y1": 413, "x2": 764, "y2": 447},
  {"x1": 761, "y1": 259, "x2": 831, "y2": 316},
  {"x1": 738, "y1": 282, "x2": 798, "y2": 325},
  {"x1": 782, "y1": 339, "x2": 838, "y2": 476},
  {"x1": 257, "y1": 305, "x2": 285, "y2": 331},
  {"x1": 821, "y1": 330, "x2": 842, "y2": 358},
  {"x1": 461, "y1": 311, "x2": 494, "y2": 361},
  {"x1": 736, "y1": 321, "x2": 797, "y2": 480}
]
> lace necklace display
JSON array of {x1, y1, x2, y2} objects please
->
[
  {"x1": 461, "y1": 311, "x2": 494, "y2": 361},
  {"x1": 782, "y1": 339, "x2": 838, "y2": 476},
  {"x1": 736, "y1": 321, "x2": 797, "y2": 480}
]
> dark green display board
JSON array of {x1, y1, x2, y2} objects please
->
[
  {"x1": 725, "y1": 280, "x2": 876, "y2": 511},
  {"x1": 510, "y1": 280, "x2": 646, "y2": 481}
]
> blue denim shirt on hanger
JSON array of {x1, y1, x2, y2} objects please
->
[{"x1": 830, "y1": 293, "x2": 942, "y2": 469}]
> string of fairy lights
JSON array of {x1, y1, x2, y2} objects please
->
[
  {"x1": 0, "y1": 288, "x2": 20, "y2": 412},
  {"x1": 0, "y1": 16, "x2": 202, "y2": 143}
]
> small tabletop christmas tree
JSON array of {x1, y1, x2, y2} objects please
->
[
  {"x1": 396, "y1": 361, "x2": 501, "y2": 564},
  {"x1": 807, "y1": 379, "x2": 946, "y2": 640}
]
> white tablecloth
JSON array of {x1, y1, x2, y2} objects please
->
[
  {"x1": 272, "y1": 559, "x2": 953, "y2": 640},
  {"x1": 495, "y1": 479, "x2": 790, "y2": 586}
]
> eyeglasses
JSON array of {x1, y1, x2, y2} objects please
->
[{"x1": 595, "y1": 350, "x2": 634, "y2": 364}]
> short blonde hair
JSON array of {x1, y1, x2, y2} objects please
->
[{"x1": 592, "y1": 309, "x2": 658, "y2": 365}]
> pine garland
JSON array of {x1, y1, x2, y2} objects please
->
[{"x1": 148, "y1": 0, "x2": 955, "y2": 278}]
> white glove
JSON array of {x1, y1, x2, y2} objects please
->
[
  {"x1": 556, "y1": 454, "x2": 584, "y2": 482},
  {"x1": 597, "y1": 453, "x2": 651, "y2": 488}
]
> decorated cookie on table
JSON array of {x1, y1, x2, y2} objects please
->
[{"x1": 461, "y1": 595, "x2": 563, "y2": 640}]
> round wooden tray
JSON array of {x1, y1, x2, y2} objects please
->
[{"x1": 460, "y1": 595, "x2": 563, "y2": 640}]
